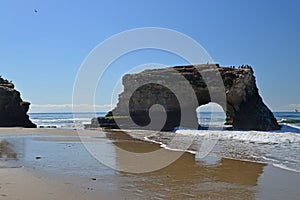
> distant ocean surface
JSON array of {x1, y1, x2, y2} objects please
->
[
  {"x1": 28, "y1": 112, "x2": 300, "y2": 172},
  {"x1": 28, "y1": 112, "x2": 300, "y2": 130},
  {"x1": 29, "y1": 112, "x2": 107, "y2": 129}
]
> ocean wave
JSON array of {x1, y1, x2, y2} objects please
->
[
  {"x1": 31, "y1": 117, "x2": 92, "y2": 129},
  {"x1": 142, "y1": 128, "x2": 300, "y2": 173},
  {"x1": 175, "y1": 129, "x2": 300, "y2": 144},
  {"x1": 271, "y1": 163, "x2": 300, "y2": 173},
  {"x1": 280, "y1": 123, "x2": 300, "y2": 131},
  {"x1": 278, "y1": 118, "x2": 300, "y2": 124},
  {"x1": 32, "y1": 118, "x2": 91, "y2": 123}
]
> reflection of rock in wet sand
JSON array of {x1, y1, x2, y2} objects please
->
[
  {"x1": 213, "y1": 158, "x2": 264, "y2": 186},
  {"x1": 107, "y1": 130, "x2": 265, "y2": 199},
  {"x1": 0, "y1": 140, "x2": 17, "y2": 159},
  {"x1": 0, "y1": 128, "x2": 298, "y2": 199}
]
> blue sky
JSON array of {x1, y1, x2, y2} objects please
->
[{"x1": 0, "y1": 0, "x2": 299, "y2": 112}]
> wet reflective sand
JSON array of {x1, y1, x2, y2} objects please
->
[{"x1": 0, "y1": 128, "x2": 299, "y2": 199}]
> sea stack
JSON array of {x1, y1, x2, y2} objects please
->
[
  {"x1": 91, "y1": 64, "x2": 280, "y2": 131},
  {"x1": 0, "y1": 76, "x2": 36, "y2": 128}
]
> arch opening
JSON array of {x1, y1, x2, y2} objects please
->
[{"x1": 196, "y1": 102, "x2": 229, "y2": 130}]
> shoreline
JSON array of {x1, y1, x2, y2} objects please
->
[
  {"x1": 1, "y1": 127, "x2": 299, "y2": 172},
  {"x1": 1, "y1": 127, "x2": 300, "y2": 172},
  {"x1": 0, "y1": 128, "x2": 299, "y2": 199}
]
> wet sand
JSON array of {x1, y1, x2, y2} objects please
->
[
  {"x1": 0, "y1": 128, "x2": 299, "y2": 199},
  {"x1": 0, "y1": 168, "x2": 128, "y2": 200}
]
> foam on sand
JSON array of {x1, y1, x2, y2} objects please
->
[{"x1": 175, "y1": 125, "x2": 300, "y2": 144}]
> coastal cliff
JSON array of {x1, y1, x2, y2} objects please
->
[
  {"x1": 0, "y1": 76, "x2": 36, "y2": 128},
  {"x1": 91, "y1": 64, "x2": 280, "y2": 131}
]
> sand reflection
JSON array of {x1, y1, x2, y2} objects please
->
[
  {"x1": 108, "y1": 130, "x2": 265, "y2": 199},
  {"x1": 0, "y1": 140, "x2": 17, "y2": 159}
]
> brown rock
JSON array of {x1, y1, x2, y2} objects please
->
[
  {"x1": 91, "y1": 64, "x2": 280, "y2": 131},
  {"x1": 0, "y1": 76, "x2": 36, "y2": 128}
]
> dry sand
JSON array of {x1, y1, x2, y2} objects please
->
[{"x1": 0, "y1": 128, "x2": 299, "y2": 199}]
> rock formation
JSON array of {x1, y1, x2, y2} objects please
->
[
  {"x1": 91, "y1": 64, "x2": 280, "y2": 131},
  {"x1": 0, "y1": 76, "x2": 36, "y2": 128}
]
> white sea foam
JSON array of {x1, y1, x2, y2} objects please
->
[
  {"x1": 281, "y1": 123, "x2": 300, "y2": 130},
  {"x1": 31, "y1": 117, "x2": 92, "y2": 129},
  {"x1": 175, "y1": 127, "x2": 300, "y2": 144},
  {"x1": 141, "y1": 124, "x2": 300, "y2": 173},
  {"x1": 271, "y1": 163, "x2": 300, "y2": 173}
]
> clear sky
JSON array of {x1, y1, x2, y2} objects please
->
[{"x1": 1, "y1": 0, "x2": 299, "y2": 112}]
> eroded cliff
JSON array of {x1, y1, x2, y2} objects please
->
[{"x1": 0, "y1": 76, "x2": 36, "y2": 128}]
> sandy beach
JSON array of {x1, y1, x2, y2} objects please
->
[
  {"x1": 0, "y1": 128, "x2": 299, "y2": 200},
  {"x1": 2, "y1": 0, "x2": 299, "y2": 199}
]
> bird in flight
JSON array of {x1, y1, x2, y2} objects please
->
[{"x1": 34, "y1": 9, "x2": 38, "y2": 13}]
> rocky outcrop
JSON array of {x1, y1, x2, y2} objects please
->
[
  {"x1": 91, "y1": 64, "x2": 280, "y2": 131},
  {"x1": 0, "y1": 76, "x2": 36, "y2": 128}
]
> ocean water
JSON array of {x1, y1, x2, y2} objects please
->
[
  {"x1": 29, "y1": 112, "x2": 106, "y2": 129},
  {"x1": 28, "y1": 112, "x2": 300, "y2": 172},
  {"x1": 275, "y1": 112, "x2": 300, "y2": 129},
  {"x1": 28, "y1": 111, "x2": 227, "y2": 129}
]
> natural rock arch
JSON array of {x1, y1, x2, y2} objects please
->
[{"x1": 92, "y1": 64, "x2": 280, "y2": 131}]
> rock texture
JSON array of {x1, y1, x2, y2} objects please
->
[
  {"x1": 0, "y1": 76, "x2": 36, "y2": 128},
  {"x1": 91, "y1": 64, "x2": 280, "y2": 131}
]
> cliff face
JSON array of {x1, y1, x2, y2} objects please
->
[
  {"x1": 0, "y1": 77, "x2": 36, "y2": 128},
  {"x1": 92, "y1": 64, "x2": 280, "y2": 131}
]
